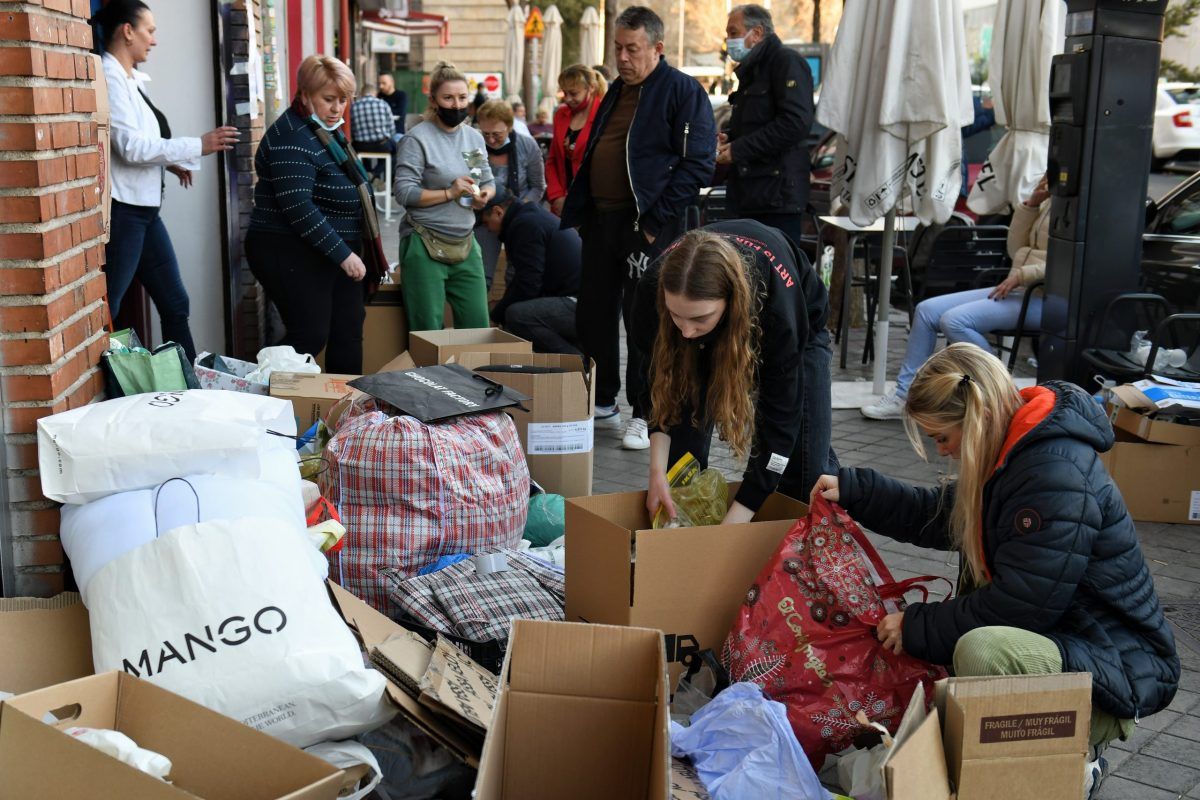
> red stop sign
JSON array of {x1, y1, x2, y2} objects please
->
[{"x1": 484, "y1": 74, "x2": 500, "y2": 93}]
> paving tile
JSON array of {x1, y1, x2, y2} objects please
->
[
  {"x1": 1112, "y1": 722, "x2": 1160, "y2": 751},
  {"x1": 1095, "y1": 775, "x2": 1184, "y2": 800},
  {"x1": 1137, "y1": 709, "x2": 1183, "y2": 734},
  {"x1": 1164, "y1": 714, "x2": 1200, "y2": 743},
  {"x1": 1142, "y1": 732, "x2": 1200, "y2": 771},
  {"x1": 1112, "y1": 753, "x2": 1200, "y2": 794},
  {"x1": 1168, "y1": 691, "x2": 1200, "y2": 716}
]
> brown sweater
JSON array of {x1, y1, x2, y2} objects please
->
[
  {"x1": 1006, "y1": 199, "x2": 1052, "y2": 286},
  {"x1": 588, "y1": 84, "x2": 640, "y2": 210}
]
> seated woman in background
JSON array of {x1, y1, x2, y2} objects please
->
[{"x1": 863, "y1": 174, "x2": 1051, "y2": 420}]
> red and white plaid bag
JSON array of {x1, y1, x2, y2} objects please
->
[{"x1": 322, "y1": 400, "x2": 530, "y2": 611}]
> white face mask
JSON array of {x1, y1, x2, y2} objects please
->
[{"x1": 309, "y1": 113, "x2": 345, "y2": 133}]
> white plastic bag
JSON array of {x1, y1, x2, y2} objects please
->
[
  {"x1": 38, "y1": 390, "x2": 297, "y2": 504},
  {"x1": 304, "y1": 740, "x2": 383, "y2": 800},
  {"x1": 245, "y1": 345, "x2": 321, "y2": 384},
  {"x1": 87, "y1": 516, "x2": 394, "y2": 748},
  {"x1": 65, "y1": 728, "x2": 172, "y2": 781}
]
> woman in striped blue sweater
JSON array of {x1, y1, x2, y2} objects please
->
[{"x1": 246, "y1": 55, "x2": 367, "y2": 374}]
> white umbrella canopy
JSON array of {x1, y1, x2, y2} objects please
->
[
  {"x1": 543, "y1": 5, "x2": 564, "y2": 106},
  {"x1": 967, "y1": 0, "x2": 1065, "y2": 214},
  {"x1": 579, "y1": 5, "x2": 602, "y2": 68},
  {"x1": 504, "y1": 4, "x2": 526, "y2": 101}
]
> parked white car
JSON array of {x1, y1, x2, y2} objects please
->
[{"x1": 1153, "y1": 83, "x2": 1200, "y2": 164}]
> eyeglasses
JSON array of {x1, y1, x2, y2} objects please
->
[{"x1": 480, "y1": 130, "x2": 510, "y2": 142}]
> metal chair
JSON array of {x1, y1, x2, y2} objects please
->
[
  {"x1": 913, "y1": 225, "x2": 1010, "y2": 304},
  {"x1": 1080, "y1": 294, "x2": 1174, "y2": 383}
]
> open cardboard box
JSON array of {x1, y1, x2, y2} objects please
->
[
  {"x1": 1109, "y1": 383, "x2": 1200, "y2": 447},
  {"x1": 457, "y1": 352, "x2": 596, "y2": 498},
  {"x1": 0, "y1": 598, "x2": 342, "y2": 799},
  {"x1": 882, "y1": 672, "x2": 1092, "y2": 800},
  {"x1": 565, "y1": 488, "x2": 807, "y2": 686},
  {"x1": 473, "y1": 620, "x2": 670, "y2": 800},
  {"x1": 269, "y1": 372, "x2": 360, "y2": 431},
  {"x1": 1100, "y1": 430, "x2": 1200, "y2": 524},
  {"x1": 409, "y1": 328, "x2": 531, "y2": 367}
]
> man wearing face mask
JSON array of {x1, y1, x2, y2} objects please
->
[
  {"x1": 719, "y1": 4, "x2": 814, "y2": 245},
  {"x1": 559, "y1": 6, "x2": 716, "y2": 451}
]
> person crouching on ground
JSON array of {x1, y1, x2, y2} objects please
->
[
  {"x1": 635, "y1": 220, "x2": 838, "y2": 525},
  {"x1": 811, "y1": 343, "x2": 1179, "y2": 796}
]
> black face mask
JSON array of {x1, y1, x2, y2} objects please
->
[{"x1": 436, "y1": 105, "x2": 469, "y2": 127}]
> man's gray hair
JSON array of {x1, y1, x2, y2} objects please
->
[
  {"x1": 732, "y1": 4, "x2": 774, "y2": 36},
  {"x1": 615, "y1": 6, "x2": 665, "y2": 45}
]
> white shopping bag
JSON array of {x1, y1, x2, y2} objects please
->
[
  {"x1": 87, "y1": 516, "x2": 394, "y2": 748},
  {"x1": 37, "y1": 389, "x2": 297, "y2": 504},
  {"x1": 245, "y1": 345, "x2": 321, "y2": 384}
]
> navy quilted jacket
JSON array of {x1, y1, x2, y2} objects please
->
[{"x1": 839, "y1": 381, "x2": 1179, "y2": 719}]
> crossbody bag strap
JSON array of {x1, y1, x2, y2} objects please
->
[{"x1": 311, "y1": 123, "x2": 381, "y2": 239}]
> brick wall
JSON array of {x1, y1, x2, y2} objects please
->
[{"x1": 0, "y1": 2, "x2": 110, "y2": 597}]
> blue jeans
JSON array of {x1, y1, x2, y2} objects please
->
[
  {"x1": 895, "y1": 287, "x2": 1043, "y2": 397},
  {"x1": 105, "y1": 200, "x2": 195, "y2": 361}
]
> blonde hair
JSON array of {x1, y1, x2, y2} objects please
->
[
  {"x1": 294, "y1": 55, "x2": 355, "y2": 104},
  {"x1": 558, "y1": 63, "x2": 608, "y2": 98},
  {"x1": 475, "y1": 99, "x2": 514, "y2": 127},
  {"x1": 903, "y1": 343, "x2": 1023, "y2": 587},
  {"x1": 650, "y1": 231, "x2": 761, "y2": 460},
  {"x1": 424, "y1": 61, "x2": 469, "y2": 120}
]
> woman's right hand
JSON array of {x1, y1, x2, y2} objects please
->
[
  {"x1": 340, "y1": 252, "x2": 367, "y2": 282},
  {"x1": 647, "y1": 470, "x2": 677, "y2": 522},
  {"x1": 1024, "y1": 175, "x2": 1050, "y2": 208},
  {"x1": 810, "y1": 474, "x2": 840, "y2": 506},
  {"x1": 200, "y1": 126, "x2": 240, "y2": 156},
  {"x1": 448, "y1": 175, "x2": 476, "y2": 201},
  {"x1": 551, "y1": 197, "x2": 566, "y2": 216}
]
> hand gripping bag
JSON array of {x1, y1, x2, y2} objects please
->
[
  {"x1": 721, "y1": 497, "x2": 948, "y2": 767},
  {"x1": 87, "y1": 516, "x2": 394, "y2": 748},
  {"x1": 322, "y1": 399, "x2": 530, "y2": 612}
]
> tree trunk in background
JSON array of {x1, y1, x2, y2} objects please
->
[
  {"x1": 812, "y1": 0, "x2": 821, "y2": 42},
  {"x1": 604, "y1": 0, "x2": 617, "y2": 70}
]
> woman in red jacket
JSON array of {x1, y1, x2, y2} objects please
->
[{"x1": 546, "y1": 64, "x2": 606, "y2": 216}]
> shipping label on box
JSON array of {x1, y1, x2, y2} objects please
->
[{"x1": 409, "y1": 328, "x2": 531, "y2": 367}]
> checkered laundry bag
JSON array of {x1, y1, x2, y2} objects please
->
[
  {"x1": 322, "y1": 400, "x2": 530, "y2": 611},
  {"x1": 383, "y1": 549, "x2": 564, "y2": 643}
]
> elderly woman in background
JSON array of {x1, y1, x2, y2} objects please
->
[
  {"x1": 245, "y1": 55, "x2": 369, "y2": 374},
  {"x1": 473, "y1": 99, "x2": 546, "y2": 289}
]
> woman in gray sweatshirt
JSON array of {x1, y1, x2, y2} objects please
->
[{"x1": 393, "y1": 62, "x2": 495, "y2": 331}]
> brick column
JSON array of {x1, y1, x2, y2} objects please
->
[{"x1": 0, "y1": 2, "x2": 111, "y2": 597}]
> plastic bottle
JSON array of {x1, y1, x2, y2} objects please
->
[{"x1": 819, "y1": 245, "x2": 835, "y2": 289}]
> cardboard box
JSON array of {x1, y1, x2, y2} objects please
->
[
  {"x1": 90, "y1": 53, "x2": 112, "y2": 244},
  {"x1": 0, "y1": 594, "x2": 92, "y2": 694},
  {"x1": 474, "y1": 620, "x2": 670, "y2": 800},
  {"x1": 363, "y1": 282, "x2": 410, "y2": 374},
  {"x1": 376, "y1": 350, "x2": 416, "y2": 373},
  {"x1": 1109, "y1": 384, "x2": 1200, "y2": 447},
  {"x1": 409, "y1": 328, "x2": 531, "y2": 367},
  {"x1": 458, "y1": 352, "x2": 596, "y2": 497},
  {"x1": 565, "y1": 489, "x2": 807, "y2": 686},
  {"x1": 270, "y1": 371, "x2": 359, "y2": 431},
  {"x1": 883, "y1": 673, "x2": 1092, "y2": 800},
  {"x1": 1100, "y1": 433, "x2": 1200, "y2": 524},
  {"x1": 0, "y1": 672, "x2": 342, "y2": 799}
]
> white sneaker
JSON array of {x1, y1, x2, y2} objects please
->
[
  {"x1": 862, "y1": 391, "x2": 905, "y2": 420},
  {"x1": 622, "y1": 417, "x2": 650, "y2": 450},
  {"x1": 1082, "y1": 754, "x2": 1109, "y2": 799},
  {"x1": 594, "y1": 403, "x2": 623, "y2": 430}
]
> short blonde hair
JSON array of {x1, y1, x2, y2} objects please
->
[
  {"x1": 294, "y1": 55, "x2": 355, "y2": 101},
  {"x1": 475, "y1": 99, "x2": 514, "y2": 127}
]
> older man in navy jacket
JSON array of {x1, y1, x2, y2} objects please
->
[{"x1": 560, "y1": 5, "x2": 716, "y2": 450}]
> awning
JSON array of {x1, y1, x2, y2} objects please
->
[{"x1": 362, "y1": 10, "x2": 449, "y2": 47}]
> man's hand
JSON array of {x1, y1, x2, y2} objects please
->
[
  {"x1": 167, "y1": 166, "x2": 193, "y2": 188},
  {"x1": 716, "y1": 142, "x2": 733, "y2": 166}
]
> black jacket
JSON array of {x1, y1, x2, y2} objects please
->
[
  {"x1": 726, "y1": 34, "x2": 814, "y2": 215},
  {"x1": 491, "y1": 201, "x2": 581, "y2": 325},
  {"x1": 838, "y1": 382, "x2": 1179, "y2": 720},
  {"x1": 633, "y1": 220, "x2": 829, "y2": 511},
  {"x1": 560, "y1": 57, "x2": 716, "y2": 241}
]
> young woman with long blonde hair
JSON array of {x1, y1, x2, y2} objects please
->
[
  {"x1": 811, "y1": 344, "x2": 1179, "y2": 794},
  {"x1": 634, "y1": 220, "x2": 838, "y2": 525}
]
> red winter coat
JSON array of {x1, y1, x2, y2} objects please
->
[{"x1": 545, "y1": 95, "x2": 602, "y2": 205}]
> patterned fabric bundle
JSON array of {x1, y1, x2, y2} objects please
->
[
  {"x1": 384, "y1": 549, "x2": 564, "y2": 643},
  {"x1": 323, "y1": 401, "x2": 530, "y2": 611}
]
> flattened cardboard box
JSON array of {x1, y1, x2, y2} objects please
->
[
  {"x1": 565, "y1": 488, "x2": 807, "y2": 686},
  {"x1": 270, "y1": 372, "x2": 360, "y2": 431},
  {"x1": 458, "y1": 352, "x2": 596, "y2": 498},
  {"x1": 0, "y1": 672, "x2": 342, "y2": 799},
  {"x1": 474, "y1": 620, "x2": 671, "y2": 800},
  {"x1": 1100, "y1": 431, "x2": 1200, "y2": 524},
  {"x1": 409, "y1": 328, "x2": 531, "y2": 367}
]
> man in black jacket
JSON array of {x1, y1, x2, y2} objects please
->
[
  {"x1": 481, "y1": 189, "x2": 582, "y2": 355},
  {"x1": 719, "y1": 5, "x2": 814, "y2": 244},
  {"x1": 561, "y1": 5, "x2": 716, "y2": 450}
]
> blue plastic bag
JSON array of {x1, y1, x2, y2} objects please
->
[{"x1": 670, "y1": 682, "x2": 829, "y2": 800}]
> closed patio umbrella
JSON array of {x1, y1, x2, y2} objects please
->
[
  {"x1": 579, "y1": 5, "x2": 602, "y2": 68},
  {"x1": 504, "y1": 4, "x2": 526, "y2": 101},
  {"x1": 542, "y1": 5, "x2": 564, "y2": 109},
  {"x1": 816, "y1": 0, "x2": 974, "y2": 393},
  {"x1": 967, "y1": 0, "x2": 1065, "y2": 214}
]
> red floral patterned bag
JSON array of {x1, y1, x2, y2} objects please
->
[{"x1": 722, "y1": 496, "x2": 949, "y2": 767}]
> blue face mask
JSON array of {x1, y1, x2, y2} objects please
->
[
  {"x1": 726, "y1": 37, "x2": 752, "y2": 63},
  {"x1": 309, "y1": 113, "x2": 345, "y2": 133}
]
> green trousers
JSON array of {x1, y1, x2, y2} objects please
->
[
  {"x1": 953, "y1": 626, "x2": 1135, "y2": 748},
  {"x1": 400, "y1": 233, "x2": 490, "y2": 332}
]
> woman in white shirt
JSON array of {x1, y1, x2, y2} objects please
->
[{"x1": 92, "y1": 0, "x2": 238, "y2": 360}]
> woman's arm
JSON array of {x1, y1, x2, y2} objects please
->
[
  {"x1": 646, "y1": 432, "x2": 677, "y2": 520},
  {"x1": 838, "y1": 467, "x2": 955, "y2": 551},
  {"x1": 106, "y1": 74, "x2": 201, "y2": 167},
  {"x1": 521, "y1": 135, "x2": 546, "y2": 203}
]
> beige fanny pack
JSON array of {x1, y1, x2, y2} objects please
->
[{"x1": 412, "y1": 222, "x2": 473, "y2": 265}]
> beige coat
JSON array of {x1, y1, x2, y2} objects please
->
[{"x1": 1006, "y1": 199, "x2": 1052, "y2": 286}]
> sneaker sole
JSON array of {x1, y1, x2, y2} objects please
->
[
  {"x1": 621, "y1": 438, "x2": 650, "y2": 450},
  {"x1": 860, "y1": 408, "x2": 903, "y2": 421}
]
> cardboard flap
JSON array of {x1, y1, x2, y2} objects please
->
[
  {"x1": 508, "y1": 621, "x2": 661, "y2": 702},
  {"x1": 0, "y1": 593, "x2": 93, "y2": 694},
  {"x1": 458, "y1": 352, "x2": 594, "y2": 409},
  {"x1": 883, "y1": 684, "x2": 951, "y2": 800},
  {"x1": 1110, "y1": 383, "x2": 1152, "y2": 411},
  {"x1": 418, "y1": 636, "x2": 498, "y2": 732},
  {"x1": 409, "y1": 328, "x2": 532, "y2": 366}
]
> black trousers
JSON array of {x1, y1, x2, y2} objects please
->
[
  {"x1": 576, "y1": 207, "x2": 658, "y2": 418},
  {"x1": 245, "y1": 230, "x2": 366, "y2": 374}
]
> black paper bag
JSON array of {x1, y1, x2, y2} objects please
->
[{"x1": 348, "y1": 363, "x2": 530, "y2": 423}]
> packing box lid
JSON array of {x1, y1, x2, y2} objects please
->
[
  {"x1": 1109, "y1": 385, "x2": 1200, "y2": 446},
  {"x1": 0, "y1": 593, "x2": 92, "y2": 695},
  {"x1": 409, "y1": 328, "x2": 531, "y2": 367},
  {"x1": 269, "y1": 372, "x2": 359, "y2": 400},
  {"x1": 474, "y1": 619, "x2": 670, "y2": 800},
  {"x1": 0, "y1": 671, "x2": 342, "y2": 799}
]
